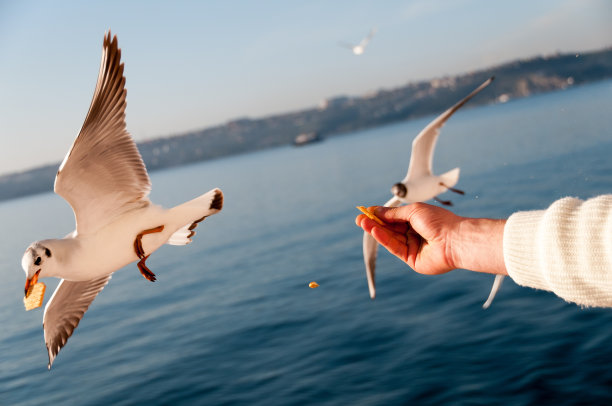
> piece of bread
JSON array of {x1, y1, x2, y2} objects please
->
[
  {"x1": 356, "y1": 206, "x2": 385, "y2": 226},
  {"x1": 24, "y1": 282, "x2": 46, "y2": 311}
]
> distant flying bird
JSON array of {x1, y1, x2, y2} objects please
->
[
  {"x1": 339, "y1": 28, "x2": 376, "y2": 55},
  {"x1": 362, "y1": 77, "x2": 494, "y2": 300},
  {"x1": 21, "y1": 31, "x2": 224, "y2": 369}
]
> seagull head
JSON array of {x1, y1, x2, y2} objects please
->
[
  {"x1": 391, "y1": 182, "x2": 407, "y2": 198},
  {"x1": 22, "y1": 242, "x2": 52, "y2": 297}
]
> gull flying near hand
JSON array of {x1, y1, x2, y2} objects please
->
[
  {"x1": 339, "y1": 28, "x2": 376, "y2": 55},
  {"x1": 21, "y1": 32, "x2": 224, "y2": 369},
  {"x1": 362, "y1": 77, "x2": 494, "y2": 300}
]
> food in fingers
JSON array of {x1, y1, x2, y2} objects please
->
[{"x1": 356, "y1": 206, "x2": 385, "y2": 226}]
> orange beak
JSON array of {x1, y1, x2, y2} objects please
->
[{"x1": 24, "y1": 269, "x2": 41, "y2": 298}]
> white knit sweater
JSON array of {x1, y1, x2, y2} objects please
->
[{"x1": 503, "y1": 195, "x2": 612, "y2": 307}]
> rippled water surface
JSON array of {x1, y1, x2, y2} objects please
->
[{"x1": 1, "y1": 80, "x2": 612, "y2": 405}]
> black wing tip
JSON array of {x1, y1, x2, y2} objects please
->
[
  {"x1": 210, "y1": 189, "x2": 223, "y2": 211},
  {"x1": 481, "y1": 76, "x2": 495, "y2": 88},
  {"x1": 103, "y1": 30, "x2": 120, "y2": 52}
]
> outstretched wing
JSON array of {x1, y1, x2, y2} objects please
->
[
  {"x1": 405, "y1": 77, "x2": 494, "y2": 182},
  {"x1": 43, "y1": 274, "x2": 112, "y2": 369},
  {"x1": 358, "y1": 28, "x2": 376, "y2": 48},
  {"x1": 54, "y1": 31, "x2": 151, "y2": 235},
  {"x1": 363, "y1": 196, "x2": 401, "y2": 299},
  {"x1": 338, "y1": 41, "x2": 355, "y2": 50}
]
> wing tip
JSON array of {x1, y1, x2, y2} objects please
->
[
  {"x1": 103, "y1": 29, "x2": 120, "y2": 58},
  {"x1": 46, "y1": 344, "x2": 56, "y2": 370},
  {"x1": 367, "y1": 274, "x2": 376, "y2": 300},
  {"x1": 483, "y1": 76, "x2": 495, "y2": 87},
  {"x1": 482, "y1": 275, "x2": 504, "y2": 309},
  {"x1": 210, "y1": 189, "x2": 223, "y2": 211}
]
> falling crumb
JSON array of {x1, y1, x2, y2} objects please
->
[{"x1": 309, "y1": 281, "x2": 319, "y2": 288}]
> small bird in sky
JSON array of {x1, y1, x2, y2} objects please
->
[
  {"x1": 339, "y1": 28, "x2": 377, "y2": 55},
  {"x1": 21, "y1": 31, "x2": 224, "y2": 369},
  {"x1": 361, "y1": 77, "x2": 494, "y2": 300}
]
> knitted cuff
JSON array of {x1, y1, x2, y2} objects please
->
[
  {"x1": 503, "y1": 196, "x2": 612, "y2": 307},
  {"x1": 503, "y1": 209, "x2": 550, "y2": 291}
]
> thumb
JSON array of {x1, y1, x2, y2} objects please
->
[{"x1": 373, "y1": 203, "x2": 426, "y2": 224}]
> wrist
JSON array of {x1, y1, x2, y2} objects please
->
[{"x1": 450, "y1": 217, "x2": 507, "y2": 275}]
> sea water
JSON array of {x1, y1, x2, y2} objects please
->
[{"x1": 1, "y1": 80, "x2": 612, "y2": 405}]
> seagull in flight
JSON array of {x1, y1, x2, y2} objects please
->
[
  {"x1": 21, "y1": 31, "x2": 224, "y2": 369},
  {"x1": 339, "y1": 28, "x2": 377, "y2": 55},
  {"x1": 362, "y1": 77, "x2": 494, "y2": 299}
]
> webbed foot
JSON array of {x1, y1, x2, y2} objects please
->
[
  {"x1": 440, "y1": 182, "x2": 465, "y2": 195},
  {"x1": 137, "y1": 255, "x2": 157, "y2": 282},
  {"x1": 434, "y1": 197, "x2": 453, "y2": 206},
  {"x1": 133, "y1": 225, "x2": 164, "y2": 281}
]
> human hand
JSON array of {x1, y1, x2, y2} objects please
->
[{"x1": 356, "y1": 203, "x2": 507, "y2": 276}]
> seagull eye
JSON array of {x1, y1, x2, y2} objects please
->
[
  {"x1": 34, "y1": 257, "x2": 42, "y2": 266},
  {"x1": 45, "y1": 248, "x2": 51, "y2": 257}
]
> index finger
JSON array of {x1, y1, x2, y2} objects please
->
[
  {"x1": 356, "y1": 206, "x2": 385, "y2": 225},
  {"x1": 361, "y1": 206, "x2": 409, "y2": 234}
]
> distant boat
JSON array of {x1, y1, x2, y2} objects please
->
[{"x1": 293, "y1": 132, "x2": 323, "y2": 146}]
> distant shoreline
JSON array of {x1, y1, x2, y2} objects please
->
[{"x1": 1, "y1": 47, "x2": 611, "y2": 203}]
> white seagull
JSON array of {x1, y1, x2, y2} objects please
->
[
  {"x1": 339, "y1": 28, "x2": 377, "y2": 55},
  {"x1": 21, "y1": 32, "x2": 224, "y2": 369},
  {"x1": 362, "y1": 77, "x2": 494, "y2": 299}
]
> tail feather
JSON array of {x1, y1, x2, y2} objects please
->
[
  {"x1": 210, "y1": 189, "x2": 223, "y2": 211},
  {"x1": 439, "y1": 167, "x2": 460, "y2": 189},
  {"x1": 166, "y1": 188, "x2": 223, "y2": 246}
]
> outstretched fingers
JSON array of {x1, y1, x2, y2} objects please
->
[
  {"x1": 357, "y1": 215, "x2": 411, "y2": 262},
  {"x1": 370, "y1": 224, "x2": 409, "y2": 263}
]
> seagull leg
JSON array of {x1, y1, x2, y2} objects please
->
[
  {"x1": 133, "y1": 225, "x2": 165, "y2": 282},
  {"x1": 137, "y1": 255, "x2": 157, "y2": 282},
  {"x1": 439, "y1": 182, "x2": 465, "y2": 195},
  {"x1": 434, "y1": 197, "x2": 453, "y2": 206}
]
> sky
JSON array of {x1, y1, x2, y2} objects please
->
[{"x1": 0, "y1": 0, "x2": 610, "y2": 174}]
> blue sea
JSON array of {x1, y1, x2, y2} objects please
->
[{"x1": 2, "y1": 80, "x2": 612, "y2": 405}]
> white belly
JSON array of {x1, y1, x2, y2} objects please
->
[
  {"x1": 404, "y1": 176, "x2": 447, "y2": 203},
  {"x1": 59, "y1": 205, "x2": 174, "y2": 281}
]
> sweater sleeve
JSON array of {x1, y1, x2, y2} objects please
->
[{"x1": 503, "y1": 195, "x2": 612, "y2": 307}]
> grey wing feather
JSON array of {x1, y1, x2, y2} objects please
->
[
  {"x1": 405, "y1": 77, "x2": 494, "y2": 181},
  {"x1": 54, "y1": 31, "x2": 151, "y2": 235},
  {"x1": 338, "y1": 41, "x2": 355, "y2": 50},
  {"x1": 363, "y1": 196, "x2": 401, "y2": 299},
  {"x1": 43, "y1": 274, "x2": 112, "y2": 369}
]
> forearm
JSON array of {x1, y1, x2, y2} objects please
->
[{"x1": 451, "y1": 217, "x2": 508, "y2": 275}]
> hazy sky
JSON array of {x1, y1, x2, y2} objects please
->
[{"x1": 0, "y1": 0, "x2": 610, "y2": 174}]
